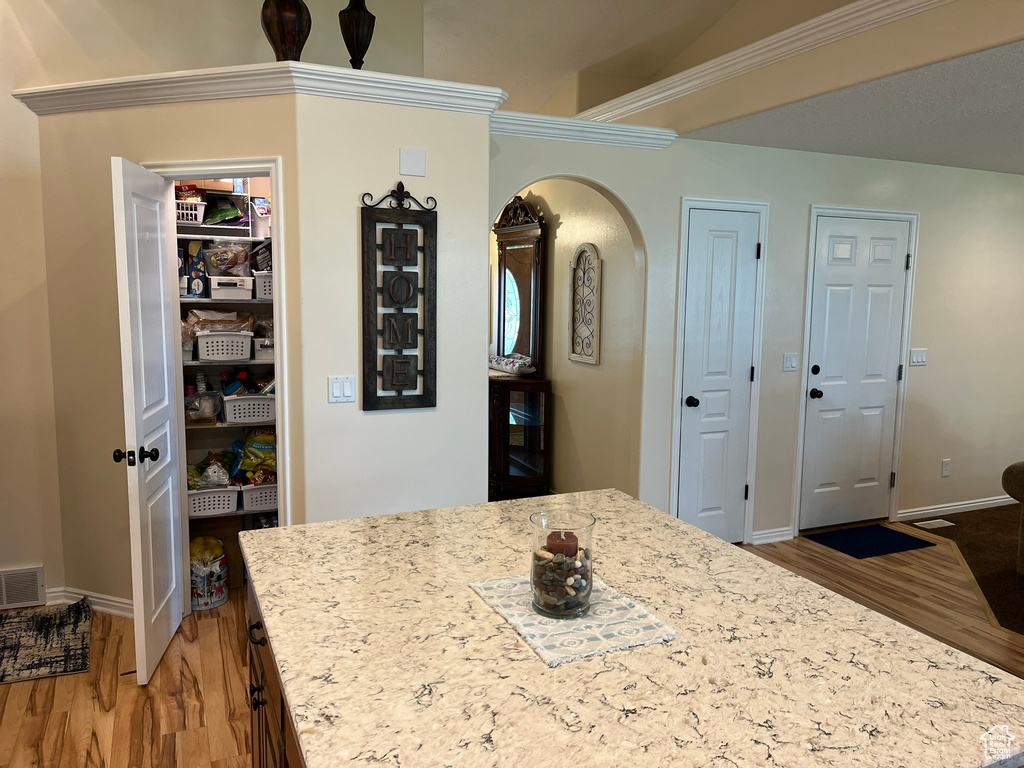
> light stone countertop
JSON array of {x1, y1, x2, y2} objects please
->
[{"x1": 238, "y1": 490, "x2": 1024, "y2": 768}]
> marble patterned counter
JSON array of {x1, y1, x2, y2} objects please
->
[{"x1": 239, "y1": 490, "x2": 1024, "y2": 768}]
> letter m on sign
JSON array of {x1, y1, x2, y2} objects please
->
[{"x1": 382, "y1": 313, "x2": 417, "y2": 350}]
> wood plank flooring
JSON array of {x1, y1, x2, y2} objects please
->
[
  {"x1": 745, "y1": 522, "x2": 1024, "y2": 679},
  {"x1": 0, "y1": 590, "x2": 250, "y2": 768}
]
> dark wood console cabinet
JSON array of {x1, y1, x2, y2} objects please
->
[{"x1": 488, "y1": 371, "x2": 552, "y2": 501}]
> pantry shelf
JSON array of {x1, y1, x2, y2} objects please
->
[
  {"x1": 183, "y1": 360, "x2": 275, "y2": 368},
  {"x1": 185, "y1": 419, "x2": 276, "y2": 430},
  {"x1": 179, "y1": 297, "x2": 273, "y2": 306}
]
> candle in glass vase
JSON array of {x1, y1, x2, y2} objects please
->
[{"x1": 546, "y1": 530, "x2": 578, "y2": 557}]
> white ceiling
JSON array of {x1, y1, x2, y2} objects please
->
[
  {"x1": 423, "y1": 0, "x2": 734, "y2": 112},
  {"x1": 683, "y1": 40, "x2": 1024, "y2": 175}
]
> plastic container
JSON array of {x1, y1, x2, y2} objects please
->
[
  {"x1": 242, "y1": 483, "x2": 278, "y2": 512},
  {"x1": 223, "y1": 394, "x2": 275, "y2": 423},
  {"x1": 176, "y1": 200, "x2": 207, "y2": 224},
  {"x1": 190, "y1": 537, "x2": 228, "y2": 611},
  {"x1": 195, "y1": 331, "x2": 252, "y2": 361},
  {"x1": 250, "y1": 201, "x2": 271, "y2": 239},
  {"x1": 253, "y1": 270, "x2": 273, "y2": 300},
  {"x1": 254, "y1": 338, "x2": 275, "y2": 361},
  {"x1": 209, "y1": 276, "x2": 253, "y2": 300},
  {"x1": 187, "y1": 486, "x2": 240, "y2": 517}
]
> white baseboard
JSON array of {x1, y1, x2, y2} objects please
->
[
  {"x1": 750, "y1": 527, "x2": 794, "y2": 545},
  {"x1": 897, "y1": 495, "x2": 1015, "y2": 522},
  {"x1": 47, "y1": 587, "x2": 133, "y2": 618}
]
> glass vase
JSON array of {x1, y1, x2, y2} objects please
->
[{"x1": 530, "y1": 509, "x2": 596, "y2": 618}]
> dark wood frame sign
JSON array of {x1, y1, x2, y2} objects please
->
[{"x1": 360, "y1": 182, "x2": 437, "y2": 410}]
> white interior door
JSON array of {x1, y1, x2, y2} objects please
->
[
  {"x1": 800, "y1": 215, "x2": 911, "y2": 530},
  {"x1": 678, "y1": 208, "x2": 760, "y2": 542},
  {"x1": 111, "y1": 157, "x2": 183, "y2": 685}
]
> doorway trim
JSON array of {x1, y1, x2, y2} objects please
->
[
  {"x1": 792, "y1": 206, "x2": 920, "y2": 537},
  {"x1": 670, "y1": 198, "x2": 769, "y2": 545},
  {"x1": 142, "y1": 157, "x2": 290, "y2": 614}
]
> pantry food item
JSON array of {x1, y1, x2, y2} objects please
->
[
  {"x1": 175, "y1": 184, "x2": 205, "y2": 202},
  {"x1": 204, "y1": 241, "x2": 250, "y2": 277},
  {"x1": 185, "y1": 241, "x2": 207, "y2": 297},
  {"x1": 231, "y1": 427, "x2": 277, "y2": 483},
  {"x1": 202, "y1": 195, "x2": 242, "y2": 225}
]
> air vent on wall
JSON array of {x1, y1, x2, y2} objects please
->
[{"x1": 0, "y1": 566, "x2": 45, "y2": 609}]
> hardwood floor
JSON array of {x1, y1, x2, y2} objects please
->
[
  {"x1": 0, "y1": 589, "x2": 250, "y2": 768},
  {"x1": 745, "y1": 522, "x2": 1024, "y2": 679}
]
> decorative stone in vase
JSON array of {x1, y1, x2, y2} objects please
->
[
  {"x1": 261, "y1": 0, "x2": 312, "y2": 62},
  {"x1": 530, "y1": 509, "x2": 596, "y2": 619},
  {"x1": 338, "y1": 0, "x2": 376, "y2": 70}
]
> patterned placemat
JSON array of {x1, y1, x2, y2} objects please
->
[{"x1": 471, "y1": 574, "x2": 676, "y2": 667}]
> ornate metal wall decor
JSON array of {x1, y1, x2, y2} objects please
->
[
  {"x1": 361, "y1": 182, "x2": 437, "y2": 410},
  {"x1": 569, "y1": 243, "x2": 602, "y2": 365}
]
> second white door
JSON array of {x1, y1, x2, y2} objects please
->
[
  {"x1": 800, "y1": 214, "x2": 911, "y2": 530},
  {"x1": 678, "y1": 207, "x2": 761, "y2": 543}
]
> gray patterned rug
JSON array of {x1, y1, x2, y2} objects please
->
[{"x1": 0, "y1": 598, "x2": 92, "y2": 683}]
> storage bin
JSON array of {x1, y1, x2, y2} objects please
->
[
  {"x1": 209, "y1": 276, "x2": 253, "y2": 300},
  {"x1": 187, "y1": 486, "x2": 240, "y2": 517},
  {"x1": 176, "y1": 200, "x2": 207, "y2": 224},
  {"x1": 223, "y1": 394, "x2": 275, "y2": 423},
  {"x1": 250, "y1": 201, "x2": 271, "y2": 239},
  {"x1": 253, "y1": 270, "x2": 273, "y2": 300},
  {"x1": 195, "y1": 331, "x2": 252, "y2": 361},
  {"x1": 242, "y1": 483, "x2": 278, "y2": 512},
  {"x1": 254, "y1": 338, "x2": 275, "y2": 360}
]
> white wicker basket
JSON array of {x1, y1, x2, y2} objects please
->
[
  {"x1": 254, "y1": 338, "x2": 275, "y2": 360},
  {"x1": 188, "y1": 486, "x2": 239, "y2": 517},
  {"x1": 195, "y1": 331, "x2": 252, "y2": 361},
  {"x1": 176, "y1": 200, "x2": 207, "y2": 224},
  {"x1": 241, "y1": 483, "x2": 278, "y2": 512},
  {"x1": 253, "y1": 271, "x2": 273, "y2": 300},
  {"x1": 223, "y1": 394, "x2": 275, "y2": 423}
]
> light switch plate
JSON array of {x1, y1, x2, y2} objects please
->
[
  {"x1": 910, "y1": 348, "x2": 928, "y2": 366},
  {"x1": 328, "y1": 376, "x2": 356, "y2": 403},
  {"x1": 782, "y1": 353, "x2": 799, "y2": 372},
  {"x1": 400, "y1": 148, "x2": 426, "y2": 177}
]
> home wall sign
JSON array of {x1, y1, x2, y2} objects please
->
[
  {"x1": 361, "y1": 181, "x2": 437, "y2": 410},
  {"x1": 569, "y1": 242, "x2": 602, "y2": 365}
]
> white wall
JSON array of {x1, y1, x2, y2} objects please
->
[{"x1": 490, "y1": 135, "x2": 1024, "y2": 533}]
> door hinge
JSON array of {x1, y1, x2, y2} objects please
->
[
  {"x1": 890, "y1": 472, "x2": 897, "y2": 488},
  {"x1": 898, "y1": 364, "x2": 904, "y2": 381},
  {"x1": 905, "y1": 253, "x2": 911, "y2": 270},
  {"x1": 744, "y1": 484, "x2": 749, "y2": 500},
  {"x1": 750, "y1": 366, "x2": 755, "y2": 382},
  {"x1": 755, "y1": 242, "x2": 762, "y2": 260}
]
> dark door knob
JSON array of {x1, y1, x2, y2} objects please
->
[
  {"x1": 810, "y1": 364, "x2": 820, "y2": 375},
  {"x1": 113, "y1": 449, "x2": 136, "y2": 466},
  {"x1": 139, "y1": 446, "x2": 160, "y2": 463},
  {"x1": 685, "y1": 395, "x2": 700, "y2": 408},
  {"x1": 809, "y1": 388, "x2": 824, "y2": 399}
]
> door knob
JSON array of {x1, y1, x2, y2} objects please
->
[
  {"x1": 112, "y1": 449, "x2": 136, "y2": 466},
  {"x1": 811, "y1": 364, "x2": 820, "y2": 375},
  {"x1": 809, "y1": 388, "x2": 824, "y2": 399},
  {"x1": 139, "y1": 446, "x2": 160, "y2": 463},
  {"x1": 685, "y1": 395, "x2": 700, "y2": 408}
]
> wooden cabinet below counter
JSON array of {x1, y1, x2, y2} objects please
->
[{"x1": 246, "y1": 574, "x2": 303, "y2": 768}]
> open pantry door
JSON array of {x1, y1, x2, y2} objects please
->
[{"x1": 111, "y1": 157, "x2": 185, "y2": 684}]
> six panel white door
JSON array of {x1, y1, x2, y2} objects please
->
[
  {"x1": 800, "y1": 215, "x2": 910, "y2": 530},
  {"x1": 111, "y1": 157, "x2": 184, "y2": 685},
  {"x1": 678, "y1": 209, "x2": 760, "y2": 543}
]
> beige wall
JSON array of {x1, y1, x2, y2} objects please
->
[
  {"x1": 294, "y1": 95, "x2": 490, "y2": 522},
  {"x1": 490, "y1": 135, "x2": 1024, "y2": 533},
  {"x1": 491, "y1": 180, "x2": 644, "y2": 497},
  {"x1": 1, "y1": 0, "x2": 422, "y2": 588}
]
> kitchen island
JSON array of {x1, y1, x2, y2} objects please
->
[{"x1": 239, "y1": 490, "x2": 1024, "y2": 768}]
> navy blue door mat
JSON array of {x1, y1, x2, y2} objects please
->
[{"x1": 805, "y1": 524, "x2": 935, "y2": 559}]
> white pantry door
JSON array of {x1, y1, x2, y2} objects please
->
[
  {"x1": 678, "y1": 208, "x2": 760, "y2": 543},
  {"x1": 800, "y1": 215, "x2": 911, "y2": 530},
  {"x1": 111, "y1": 157, "x2": 183, "y2": 684}
]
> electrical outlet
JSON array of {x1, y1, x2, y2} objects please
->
[{"x1": 941, "y1": 458, "x2": 951, "y2": 478}]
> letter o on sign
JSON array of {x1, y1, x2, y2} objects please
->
[{"x1": 383, "y1": 271, "x2": 418, "y2": 308}]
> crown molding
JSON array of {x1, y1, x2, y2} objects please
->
[
  {"x1": 575, "y1": 0, "x2": 956, "y2": 123},
  {"x1": 13, "y1": 61, "x2": 508, "y2": 117},
  {"x1": 490, "y1": 111, "x2": 677, "y2": 149}
]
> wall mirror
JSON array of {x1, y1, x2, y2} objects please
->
[{"x1": 494, "y1": 195, "x2": 546, "y2": 375}]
